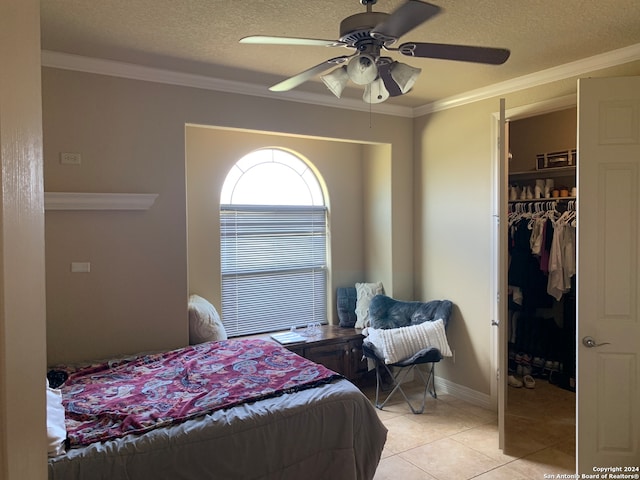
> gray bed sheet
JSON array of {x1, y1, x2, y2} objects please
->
[{"x1": 48, "y1": 378, "x2": 387, "y2": 480}]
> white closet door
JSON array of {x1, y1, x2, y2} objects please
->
[
  {"x1": 577, "y1": 76, "x2": 640, "y2": 472},
  {"x1": 496, "y1": 98, "x2": 508, "y2": 450}
]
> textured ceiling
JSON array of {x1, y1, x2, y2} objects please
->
[{"x1": 40, "y1": 0, "x2": 640, "y2": 108}]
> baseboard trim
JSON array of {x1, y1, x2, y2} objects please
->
[{"x1": 434, "y1": 376, "x2": 494, "y2": 411}]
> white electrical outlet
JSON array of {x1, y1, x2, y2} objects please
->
[
  {"x1": 71, "y1": 262, "x2": 90, "y2": 273},
  {"x1": 60, "y1": 152, "x2": 82, "y2": 165}
]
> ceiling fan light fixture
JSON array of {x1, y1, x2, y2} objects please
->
[
  {"x1": 347, "y1": 53, "x2": 378, "y2": 85},
  {"x1": 363, "y1": 76, "x2": 389, "y2": 104},
  {"x1": 390, "y1": 61, "x2": 421, "y2": 94},
  {"x1": 321, "y1": 66, "x2": 350, "y2": 98}
]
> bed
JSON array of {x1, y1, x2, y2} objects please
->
[{"x1": 47, "y1": 338, "x2": 387, "y2": 480}]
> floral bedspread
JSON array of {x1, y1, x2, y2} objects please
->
[{"x1": 58, "y1": 339, "x2": 340, "y2": 447}]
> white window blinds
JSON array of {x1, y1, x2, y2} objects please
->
[{"x1": 220, "y1": 204, "x2": 328, "y2": 337}]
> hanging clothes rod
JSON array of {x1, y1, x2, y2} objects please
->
[
  {"x1": 508, "y1": 196, "x2": 576, "y2": 204},
  {"x1": 508, "y1": 199, "x2": 576, "y2": 215}
]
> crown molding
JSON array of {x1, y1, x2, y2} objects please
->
[
  {"x1": 504, "y1": 93, "x2": 578, "y2": 121},
  {"x1": 41, "y1": 43, "x2": 640, "y2": 119},
  {"x1": 40, "y1": 50, "x2": 414, "y2": 118},
  {"x1": 416, "y1": 42, "x2": 640, "y2": 116}
]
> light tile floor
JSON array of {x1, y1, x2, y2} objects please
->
[{"x1": 360, "y1": 377, "x2": 576, "y2": 480}]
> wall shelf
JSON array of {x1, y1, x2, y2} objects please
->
[{"x1": 44, "y1": 192, "x2": 159, "y2": 211}]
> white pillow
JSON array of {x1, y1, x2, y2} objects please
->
[
  {"x1": 367, "y1": 319, "x2": 452, "y2": 364},
  {"x1": 188, "y1": 294, "x2": 228, "y2": 344},
  {"x1": 354, "y1": 282, "x2": 384, "y2": 329},
  {"x1": 46, "y1": 379, "x2": 67, "y2": 457}
]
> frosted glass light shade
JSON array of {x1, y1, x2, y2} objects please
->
[
  {"x1": 347, "y1": 54, "x2": 378, "y2": 85},
  {"x1": 363, "y1": 77, "x2": 389, "y2": 104},
  {"x1": 321, "y1": 66, "x2": 349, "y2": 98},
  {"x1": 390, "y1": 62, "x2": 421, "y2": 94}
]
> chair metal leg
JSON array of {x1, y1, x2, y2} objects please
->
[
  {"x1": 431, "y1": 363, "x2": 437, "y2": 398},
  {"x1": 373, "y1": 361, "x2": 438, "y2": 414}
]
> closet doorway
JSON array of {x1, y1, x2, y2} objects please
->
[
  {"x1": 496, "y1": 76, "x2": 640, "y2": 470},
  {"x1": 504, "y1": 106, "x2": 577, "y2": 459}
]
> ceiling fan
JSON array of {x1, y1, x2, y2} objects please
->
[{"x1": 240, "y1": 0, "x2": 510, "y2": 104}]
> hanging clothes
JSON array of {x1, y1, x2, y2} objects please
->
[
  {"x1": 547, "y1": 208, "x2": 576, "y2": 300},
  {"x1": 507, "y1": 200, "x2": 576, "y2": 389},
  {"x1": 508, "y1": 200, "x2": 576, "y2": 307},
  {"x1": 508, "y1": 219, "x2": 553, "y2": 310}
]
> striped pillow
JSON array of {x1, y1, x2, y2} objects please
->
[{"x1": 367, "y1": 319, "x2": 452, "y2": 364}]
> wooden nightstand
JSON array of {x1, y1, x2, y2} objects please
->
[{"x1": 272, "y1": 325, "x2": 367, "y2": 382}]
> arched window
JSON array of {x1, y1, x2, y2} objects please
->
[{"x1": 220, "y1": 148, "x2": 328, "y2": 337}]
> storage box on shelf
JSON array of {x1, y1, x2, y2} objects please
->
[
  {"x1": 509, "y1": 148, "x2": 577, "y2": 202},
  {"x1": 535, "y1": 149, "x2": 576, "y2": 170}
]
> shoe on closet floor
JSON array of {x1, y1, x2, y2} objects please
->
[
  {"x1": 545, "y1": 360, "x2": 561, "y2": 372},
  {"x1": 515, "y1": 352, "x2": 532, "y2": 366},
  {"x1": 532, "y1": 357, "x2": 545, "y2": 369},
  {"x1": 508, "y1": 375, "x2": 523, "y2": 388},
  {"x1": 516, "y1": 364, "x2": 532, "y2": 376},
  {"x1": 523, "y1": 375, "x2": 536, "y2": 389}
]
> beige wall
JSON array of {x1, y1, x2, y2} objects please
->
[
  {"x1": 363, "y1": 144, "x2": 394, "y2": 292},
  {"x1": 43, "y1": 71, "x2": 190, "y2": 364},
  {"x1": 414, "y1": 100, "x2": 498, "y2": 393},
  {"x1": 509, "y1": 108, "x2": 577, "y2": 173},
  {"x1": 42, "y1": 67, "x2": 414, "y2": 365},
  {"x1": 0, "y1": 0, "x2": 48, "y2": 477}
]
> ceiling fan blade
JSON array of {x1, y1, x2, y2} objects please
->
[
  {"x1": 269, "y1": 56, "x2": 351, "y2": 92},
  {"x1": 371, "y1": 1, "x2": 441, "y2": 41},
  {"x1": 399, "y1": 42, "x2": 511, "y2": 64},
  {"x1": 377, "y1": 63, "x2": 403, "y2": 97},
  {"x1": 240, "y1": 35, "x2": 345, "y2": 47}
]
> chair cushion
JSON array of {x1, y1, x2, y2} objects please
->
[
  {"x1": 336, "y1": 287, "x2": 358, "y2": 328},
  {"x1": 366, "y1": 319, "x2": 452, "y2": 364},
  {"x1": 369, "y1": 295, "x2": 453, "y2": 329}
]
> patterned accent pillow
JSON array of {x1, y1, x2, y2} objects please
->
[
  {"x1": 188, "y1": 294, "x2": 228, "y2": 344},
  {"x1": 354, "y1": 282, "x2": 384, "y2": 329},
  {"x1": 367, "y1": 319, "x2": 452, "y2": 364}
]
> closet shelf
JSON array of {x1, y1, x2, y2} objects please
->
[
  {"x1": 509, "y1": 196, "x2": 576, "y2": 204},
  {"x1": 44, "y1": 192, "x2": 159, "y2": 211},
  {"x1": 509, "y1": 166, "x2": 576, "y2": 181}
]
